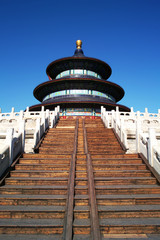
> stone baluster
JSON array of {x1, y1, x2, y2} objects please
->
[
  {"x1": 19, "y1": 110, "x2": 24, "y2": 120},
  {"x1": 6, "y1": 128, "x2": 14, "y2": 165},
  {"x1": 57, "y1": 105, "x2": 60, "y2": 119},
  {"x1": 130, "y1": 107, "x2": 134, "y2": 118},
  {"x1": 145, "y1": 108, "x2": 149, "y2": 118},
  {"x1": 25, "y1": 107, "x2": 30, "y2": 118},
  {"x1": 120, "y1": 118, "x2": 124, "y2": 141},
  {"x1": 111, "y1": 110, "x2": 115, "y2": 128},
  {"x1": 115, "y1": 106, "x2": 119, "y2": 132},
  {"x1": 148, "y1": 128, "x2": 157, "y2": 167},
  {"x1": 51, "y1": 112, "x2": 55, "y2": 128},
  {"x1": 136, "y1": 111, "x2": 141, "y2": 153},
  {"x1": 46, "y1": 109, "x2": 50, "y2": 129},
  {"x1": 35, "y1": 118, "x2": 41, "y2": 144},
  {"x1": 10, "y1": 107, "x2": 15, "y2": 119},
  {"x1": 19, "y1": 120, "x2": 25, "y2": 152}
]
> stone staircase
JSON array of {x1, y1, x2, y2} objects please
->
[{"x1": 0, "y1": 117, "x2": 160, "y2": 239}]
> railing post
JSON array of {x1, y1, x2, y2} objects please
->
[
  {"x1": 130, "y1": 107, "x2": 134, "y2": 118},
  {"x1": 101, "y1": 106, "x2": 104, "y2": 120},
  {"x1": 115, "y1": 107, "x2": 119, "y2": 133},
  {"x1": 57, "y1": 105, "x2": 60, "y2": 119},
  {"x1": 11, "y1": 107, "x2": 15, "y2": 118},
  {"x1": 120, "y1": 118, "x2": 124, "y2": 141},
  {"x1": 55, "y1": 107, "x2": 58, "y2": 121},
  {"x1": 105, "y1": 111, "x2": 109, "y2": 128},
  {"x1": 148, "y1": 128, "x2": 156, "y2": 166},
  {"x1": 111, "y1": 110, "x2": 115, "y2": 128},
  {"x1": 25, "y1": 107, "x2": 30, "y2": 118},
  {"x1": 136, "y1": 111, "x2": 141, "y2": 153},
  {"x1": 145, "y1": 108, "x2": 149, "y2": 118},
  {"x1": 19, "y1": 120, "x2": 25, "y2": 152},
  {"x1": 46, "y1": 109, "x2": 50, "y2": 129},
  {"x1": 6, "y1": 128, "x2": 14, "y2": 165},
  {"x1": 35, "y1": 118, "x2": 40, "y2": 145},
  {"x1": 19, "y1": 110, "x2": 24, "y2": 120},
  {"x1": 101, "y1": 106, "x2": 107, "y2": 127},
  {"x1": 51, "y1": 112, "x2": 55, "y2": 128},
  {"x1": 41, "y1": 107, "x2": 45, "y2": 132}
]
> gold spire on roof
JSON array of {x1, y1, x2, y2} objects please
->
[{"x1": 76, "y1": 40, "x2": 82, "y2": 49}]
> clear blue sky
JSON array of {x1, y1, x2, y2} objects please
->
[{"x1": 0, "y1": 0, "x2": 160, "y2": 113}]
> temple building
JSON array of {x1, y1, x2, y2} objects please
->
[
  {"x1": 30, "y1": 40, "x2": 130, "y2": 116},
  {"x1": 0, "y1": 41, "x2": 160, "y2": 239}
]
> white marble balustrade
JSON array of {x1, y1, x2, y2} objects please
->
[
  {"x1": 101, "y1": 106, "x2": 160, "y2": 175},
  {"x1": 0, "y1": 106, "x2": 60, "y2": 177}
]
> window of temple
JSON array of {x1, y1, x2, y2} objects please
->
[
  {"x1": 55, "y1": 69, "x2": 102, "y2": 79},
  {"x1": 43, "y1": 90, "x2": 115, "y2": 102}
]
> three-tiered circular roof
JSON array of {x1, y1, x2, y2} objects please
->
[{"x1": 29, "y1": 40, "x2": 130, "y2": 113}]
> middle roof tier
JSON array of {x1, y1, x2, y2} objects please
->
[{"x1": 33, "y1": 77, "x2": 124, "y2": 102}]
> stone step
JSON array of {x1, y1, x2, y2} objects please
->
[
  {"x1": 0, "y1": 234, "x2": 63, "y2": 240},
  {"x1": 95, "y1": 185, "x2": 160, "y2": 195},
  {"x1": 39, "y1": 150, "x2": 73, "y2": 154},
  {"x1": 73, "y1": 219, "x2": 90, "y2": 235},
  {"x1": 22, "y1": 153, "x2": 72, "y2": 159},
  {"x1": 91, "y1": 154, "x2": 139, "y2": 158},
  {"x1": 15, "y1": 164, "x2": 70, "y2": 171},
  {"x1": 0, "y1": 195, "x2": 67, "y2": 206},
  {"x1": 0, "y1": 219, "x2": 63, "y2": 234},
  {"x1": 19, "y1": 158, "x2": 71, "y2": 164},
  {"x1": 16, "y1": 163, "x2": 70, "y2": 168},
  {"x1": 88, "y1": 147, "x2": 123, "y2": 151},
  {"x1": 5, "y1": 178, "x2": 69, "y2": 186},
  {"x1": 42, "y1": 140, "x2": 74, "y2": 144},
  {"x1": 40, "y1": 143, "x2": 74, "y2": 147},
  {"x1": 0, "y1": 185, "x2": 68, "y2": 195},
  {"x1": 76, "y1": 172, "x2": 87, "y2": 178},
  {"x1": 101, "y1": 234, "x2": 160, "y2": 240},
  {"x1": 93, "y1": 164, "x2": 147, "y2": 170},
  {"x1": 10, "y1": 170, "x2": 69, "y2": 178},
  {"x1": 96, "y1": 194, "x2": 160, "y2": 205},
  {"x1": 89, "y1": 150, "x2": 125, "y2": 153},
  {"x1": 70, "y1": 177, "x2": 157, "y2": 186},
  {"x1": 98, "y1": 205, "x2": 160, "y2": 218},
  {"x1": 0, "y1": 206, "x2": 65, "y2": 219},
  {"x1": 73, "y1": 234, "x2": 91, "y2": 240},
  {"x1": 92, "y1": 158, "x2": 143, "y2": 164},
  {"x1": 99, "y1": 218, "x2": 160, "y2": 234},
  {"x1": 93, "y1": 177, "x2": 157, "y2": 185},
  {"x1": 93, "y1": 170, "x2": 151, "y2": 177},
  {"x1": 74, "y1": 195, "x2": 89, "y2": 206},
  {"x1": 74, "y1": 206, "x2": 90, "y2": 219}
]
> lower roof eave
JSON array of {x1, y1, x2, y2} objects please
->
[{"x1": 29, "y1": 101, "x2": 130, "y2": 112}]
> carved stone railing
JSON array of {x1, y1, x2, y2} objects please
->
[
  {"x1": 0, "y1": 106, "x2": 60, "y2": 177},
  {"x1": 101, "y1": 106, "x2": 160, "y2": 175},
  {"x1": 0, "y1": 146, "x2": 9, "y2": 177},
  {"x1": 0, "y1": 129, "x2": 22, "y2": 177}
]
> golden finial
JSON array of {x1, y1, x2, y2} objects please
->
[{"x1": 76, "y1": 40, "x2": 82, "y2": 49}]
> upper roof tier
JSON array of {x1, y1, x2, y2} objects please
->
[{"x1": 46, "y1": 40, "x2": 112, "y2": 80}]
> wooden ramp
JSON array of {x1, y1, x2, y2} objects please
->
[{"x1": 0, "y1": 118, "x2": 160, "y2": 239}]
